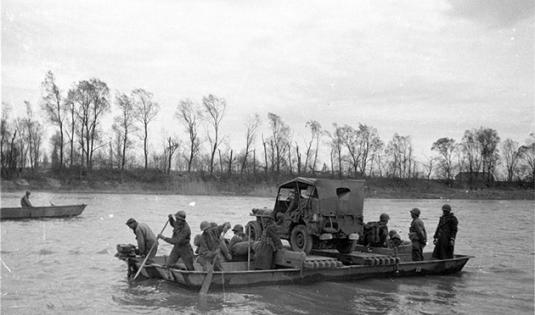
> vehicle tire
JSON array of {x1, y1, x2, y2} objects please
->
[
  {"x1": 246, "y1": 220, "x2": 263, "y2": 241},
  {"x1": 336, "y1": 239, "x2": 355, "y2": 254},
  {"x1": 290, "y1": 224, "x2": 313, "y2": 254}
]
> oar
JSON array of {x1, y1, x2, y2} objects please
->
[
  {"x1": 132, "y1": 220, "x2": 169, "y2": 281},
  {"x1": 199, "y1": 227, "x2": 227, "y2": 295},
  {"x1": 199, "y1": 251, "x2": 219, "y2": 295},
  {"x1": 247, "y1": 226, "x2": 251, "y2": 271}
]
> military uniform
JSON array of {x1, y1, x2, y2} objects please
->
[
  {"x1": 253, "y1": 217, "x2": 283, "y2": 270},
  {"x1": 160, "y1": 211, "x2": 195, "y2": 270},
  {"x1": 408, "y1": 208, "x2": 427, "y2": 261},
  {"x1": 432, "y1": 205, "x2": 458, "y2": 260}
]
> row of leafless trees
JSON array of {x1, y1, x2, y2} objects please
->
[{"x1": 1, "y1": 71, "x2": 534, "y2": 184}]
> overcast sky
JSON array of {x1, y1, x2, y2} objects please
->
[{"x1": 2, "y1": 0, "x2": 534, "y2": 161}]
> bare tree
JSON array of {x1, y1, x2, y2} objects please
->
[
  {"x1": 476, "y1": 127, "x2": 500, "y2": 184},
  {"x1": 326, "y1": 123, "x2": 344, "y2": 177},
  {"x1": 240, "y1": 114, "x2": 260, "y2": 176},
  {"x1": 339, "y1": 125, "x2": 360, "y2": 176},
  {"x1": 501, "y1": 138, "x2": 521, "y2": 182},
  {"x1": 41, "y1": 71, "x2": 65, "y2": 169},
  {"x1": 267, "y1": 113, "x2": 290, "y2": 174},
  {"x1": 133, "y1": 88, "x2": 160, "y2": 170},
  {"x1": 164, "y1": 136, "x2": 180, "y2": 174},
  {"x1": 305, "y1": 120, "x2": 322, "y2": 174},
  {"x1": 71, "y1": 79, "x2": 110, "y2": 170},
  {"x1": 177, "y1": 99, "x2": 201, "y2": 173},
  {"x1": 431, "y1": 137, "x2": 456, "y2": 182},
  {"x1": 113, "y1": 93, "x2": 136, "y2": 171},
  {"x1": 518, "y1": 133, "x2": 535, "y2": 184},
  {"x1": 460, "y1": 129, "x2": 482, "y2": 176},
  {"x1": 202, "y1": 94, "x2": 226, "y2": 176},
  {"x1": 387, "y1": 133, "x2": 414, "y2": 179}
]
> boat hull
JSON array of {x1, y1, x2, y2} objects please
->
[
  {"x1": 127, "y1": 252, "x2": 471, "y2": 290},
  {"x1": 0, "y1": 204, "x2": 87, "y2": 220}
]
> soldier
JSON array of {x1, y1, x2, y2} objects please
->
[
  {"x1": 20, "y1": 191, "x2": 33, "y2": 208},
  {"x1": 408, "y1": 208, "x2": 427, "y2": 261},
  {"x1": 229, "y1": 224, "x2": 247, "y2": 249},
  {"x1": 157, "y1": 211, "x2": 195, "y2": 270},
  {"x1": 197, "y1": 222, "x2": 231, "y2": 271},
  {"x1": 125, "y1": 218, "x2": 158, "y2": 263},
  {"x1": 362, "y1": 213, "x2": 390, "y2": 247},
  {"x1": 254, "y1": 214, "x2": 283, "y2": 270},
  {"x1": 432, "y1": 204, "x2": 458, "y2": 259}
]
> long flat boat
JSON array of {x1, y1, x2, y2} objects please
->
[
  {"x1": 0, "y1": 204, "x2": 87, "y2": 220},
  {"x1": 118, "y1": 249, "x2": 472, "y2": 291}
]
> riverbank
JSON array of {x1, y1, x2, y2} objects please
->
[{"x1": 1, "y1": 171, "x2": 533, "y2": 200}]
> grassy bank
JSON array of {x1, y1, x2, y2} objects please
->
[{"x1": 1, "y1": 169, "x2": 533, "y2": 200}]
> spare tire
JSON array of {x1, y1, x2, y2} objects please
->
[
  {"x1": 246, "y1": 220, "x2": 263, "y2": 241},
  {"x1": 290, "y1": 224, "x2": 313, "y2": 254}
]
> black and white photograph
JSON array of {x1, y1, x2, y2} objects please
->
[{"x1": 1, "y1": 0, "x2": 534, "y2": 314}]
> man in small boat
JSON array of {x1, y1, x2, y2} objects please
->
[
  {"x1": 229, "y1": 224, "x2": 247, "y2": 249},
  {"x1": 193, "y1": 221, "x2": 210, "y2": 254},
  {"x1": 408, "y1": 208, "x2": 427, "y2": 261},
  {"x1": 157, "y1": 211, "x2": 195, "y2": 270},
  {"x1": 125, "y1": 218, "x2": 158, "y2": 263},
  {"x1": 254, "y1": 214, "x2": 283, "y2": 270},
  {"x1": 197, "y1": 222, "x2": 232, "y2": 271},
  {"x1": 20, "y1": 191, "x2": 33, "y2": 208},
  {"x1": 362, "y1": 213, "x2": 390, "y2": 247},
  {"x1": 432, "y1": 204, "x2": 458, "y2": 260}
]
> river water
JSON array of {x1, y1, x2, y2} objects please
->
[{"x1": 0, "y1": 192, "x2": 533, "y2": 314}]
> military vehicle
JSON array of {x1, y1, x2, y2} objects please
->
[{"x1": 247, "y1": 177, "x2": 365, "y2": 254}]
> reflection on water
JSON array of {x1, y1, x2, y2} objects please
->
[{"x1": 1, "y1": 192, "x2": 533, "y2": 314}]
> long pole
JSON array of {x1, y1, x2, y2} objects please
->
[
  {"x1": 247, "y1": 226, "x2": 251, "y2": 270},
  {"x1": 132, "y1": 220, "x2": 169, "y2": 280}
]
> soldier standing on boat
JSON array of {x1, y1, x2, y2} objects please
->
[
  {"x1": 125, "y1": 218, "x2": 158, "y2": 263},
  {"x1": 157, "y1": 210, "x2": 195, "y2": 270},
  {"x1": 408, "y1": 208, "x2": 427, "y2": 261},
  {"x1": 432, "y1": 204, "x2": 458, "y2": 259},
  {"x1": 20, "y1": 191, "x2": 33, "y2": 208},
  {"x1": 254, "y1": 214, "x2": 283, "y2": 270},
  {"x1": 197, "y1": 222, "x2": 232, "y2": 271}
]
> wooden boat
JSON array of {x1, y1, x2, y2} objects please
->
[
  {"x1": 0, "y1": 204, "x2": 87, "y2": 220},
  {"x1": 119, "y1": 248, "x2": 472, "y2": 291}
]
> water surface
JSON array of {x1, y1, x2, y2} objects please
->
[{"x1": 1, "y1": 192, "x2": 533, "y2": 314}]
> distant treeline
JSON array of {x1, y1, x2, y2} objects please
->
[{"x1": 1, "y1": 70, "x2": 534, "y2": 187}]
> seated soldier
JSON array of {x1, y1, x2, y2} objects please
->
[
  {"x1": 229, "y1": 224, "x2": 247, "y2": 249},
  {"x1": 362, "y1": 213, "x2": 390, "y2": 247},
  {"x1": 387, "y1": 230, "x2": 402, "y2": 248}
]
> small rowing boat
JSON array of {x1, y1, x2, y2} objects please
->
[{"x1": 0, "y1": 204, "x2": 87, "y2": 220}]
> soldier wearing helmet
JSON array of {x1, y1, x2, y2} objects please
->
[
  {"x1": 408, "y1": 208, "x2": 427, "y2": 261},
  {"x1": 362, "y1": 213, "x2": 391, "y2": 247},
  {"x1": 157, "y1": 210, "x2": 195, "y2": 270},
  {"x1": 432, "y1": 204, "x2": 458, "y2": 259}
]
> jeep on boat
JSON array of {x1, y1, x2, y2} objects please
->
[{"x1": 247, "y1": 177, "x2": 365, "y2": 254}]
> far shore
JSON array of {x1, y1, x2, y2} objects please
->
[{"x1": 1, "y1": 177, "x2": 533, "y2": 200}]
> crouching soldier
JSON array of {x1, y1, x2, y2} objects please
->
[
  {"x1": 158, "y1": 211, "x2": 195, "y2": 270},
  {"x1": 125, "y1": 218, "x2": 158, "y2": 264},
  {"x1": 197, "y1": 222, "x2": 232, "y2": 271}
]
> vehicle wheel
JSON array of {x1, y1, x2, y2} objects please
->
[
  {"x1": 246, "y1": 220, "x2": 263, "y2": 241},
  {"x1": 336, "y1": 239, "x2": 355, "y2": 254},
  {"x1": 290, "y1": 224, "x2": 313, "y2": 254}
]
